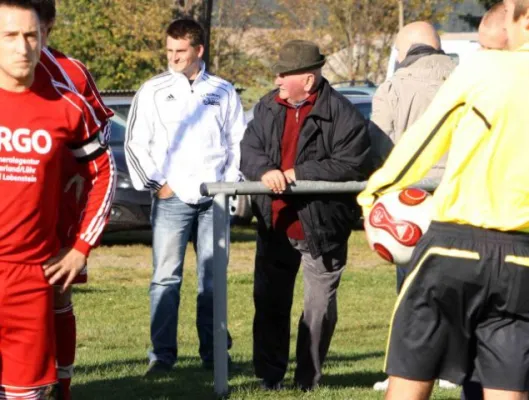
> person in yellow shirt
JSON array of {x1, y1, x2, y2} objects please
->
[
  {"x1": 358, "y1": 1, "x2": 529, "y2": 399},
  {"x1": 460, "y1": 4, "x2": 509, "y2": 400}
]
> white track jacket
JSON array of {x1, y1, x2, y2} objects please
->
[{"x1": 125, "y1": 63, "x2": 246, "y2": 204}]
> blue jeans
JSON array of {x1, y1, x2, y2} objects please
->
[{"x1": 148, "y1": 194, "x2": 231, "y2": 366}]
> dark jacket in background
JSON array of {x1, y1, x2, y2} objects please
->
[{"x1": 240, "y1": 79, "x2": 373, "y2": 258}]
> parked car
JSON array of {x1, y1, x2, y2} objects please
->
[
  {"x1": 101, "y1": 91, "x2": 151, "y2": 231},
  {"x1": 341, "y1": 94, "x2": 373, "y2": 120},
  {"x1": 101, "y1": 90, "x2": 253, "y2": 229},
  {"x1": 106, "y1": 113, "x2": 152, "y2": 232},
  {"x1": 332, "y1": 80, "x2": 377, "y2": 96},
  {"x1": 102, "y1": 89, "x2": 135, "y2": 120}
]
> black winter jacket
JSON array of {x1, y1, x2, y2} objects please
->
[{"x1": 240, "y1": 79, "x2": 373, "y2": 258}]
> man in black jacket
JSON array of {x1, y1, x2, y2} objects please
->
[{"x1": 240, "y1": 40, "x2": 372, "y2": 391}]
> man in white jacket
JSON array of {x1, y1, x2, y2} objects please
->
[{"x1": 125, "y1": 18, "x2": 246, "y2": 375}]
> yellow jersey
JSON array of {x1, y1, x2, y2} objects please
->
[{"x1": 358, "y1": 44, "x2": 529, "y2": 232}]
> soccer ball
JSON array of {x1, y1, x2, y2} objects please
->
[{"x1": 365, "y1": 188, "x2": 433, "y2": 264}]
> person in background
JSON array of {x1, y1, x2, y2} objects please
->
[
  {"x1": 368, "y1": 20, "x2": 457, "y2": 392},
  {"x1": 241, "y1": 39, "x2": 372, "y2": 391},
  {"x1": 460, "y1": 4, "x2": 508, "y2": 400},
  {"x1": 358, "y1": 0, "x2": 529, "y2": 398},
  {"x1": 125, "y1": 19, "x2": 246, "y2": 376},
  {"x1": 478, "y1": 2, "x2": 508, "y2": 50}
]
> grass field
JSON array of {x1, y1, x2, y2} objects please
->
[{"x1": 72, "y1": 225, "x2": 460, "y2": 399}]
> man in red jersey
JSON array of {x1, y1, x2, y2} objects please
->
[
  {"x1": 0, "y1": 1, "x2": 115, "y2": 398},
  {"x1": 32, "y1": 1, "x2": 114, "y2": 398}
]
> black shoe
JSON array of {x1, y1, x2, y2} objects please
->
[
  {"x1": 260, "y1": 379, "x2": 283, "y2": 391},
  {"x1": 144, "y1": 360, "x2": 172, "y2": 377}
]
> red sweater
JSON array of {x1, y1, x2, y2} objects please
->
[{"x1": 271, "y1": 92, "x2": 317, "y2": 239}]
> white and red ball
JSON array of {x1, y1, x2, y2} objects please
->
[{"x1": 365, "y1": 188, "x2": 433, "y2": 264}]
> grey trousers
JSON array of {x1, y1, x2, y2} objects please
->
[{"x1": 252, "y1": 232, "x2": 347, "y2": 388}]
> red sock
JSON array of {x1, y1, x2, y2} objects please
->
[{"x1": 55, "y1": 304, "x2": 76, "y2": 400}]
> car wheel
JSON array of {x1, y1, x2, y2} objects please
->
[{"x1": 229, "y1": 194, "x2": 252, "y2": 225}]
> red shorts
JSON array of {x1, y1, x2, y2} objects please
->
[{"x1": 0, "y1": 262, "x2": 56, "y2": 389}]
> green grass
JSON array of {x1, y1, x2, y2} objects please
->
[{"x1": 71, "y1": 226, "x2": 460, "y2": 399}]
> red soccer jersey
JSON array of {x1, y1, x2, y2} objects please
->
[
  {"x1": 39, "y1": 47, "x2": 114, "y2": 248},
  {"x1": 40, "y1": 47, "x2": 113, "y2": 128},
  {"x1": 0, "y1": 70, "x2": 110, "y2": 264}
]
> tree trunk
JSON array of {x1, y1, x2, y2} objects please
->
[
  {"x1": 212, "y1": 0, "x2": 224, "y2": 74},
  {"x1": 398, "y1": 0, "x2": 404, "y2": 30},
  {"x1": 202, "y1": 0, "x2": 213, "y2": 69}
]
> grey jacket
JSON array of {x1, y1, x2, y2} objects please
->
[{"x1": 369, "y1": 53, "x2": 456, "y2": 177}]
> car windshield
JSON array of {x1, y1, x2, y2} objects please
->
[
  {"x1": 108, "y1": 114, "x2": 127, "y2": 146},
  {"x1": 344, "y1": 95, "x2": 372, "y2": 120},
  {"x1": 353, "y1": 102, "x2": 372, "y2": 120},
  {"x1": 338, "y1": 89, "x2": 372, "y2": 96},
  {"x1": 110, "y1": 104, "x2": 132, "y2": 120}
]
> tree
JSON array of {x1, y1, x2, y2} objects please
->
[
  {"x1": 477, "y1": 0, "x2": 498, "y2": 8},
  {"x1": 459, "y1": 0, "x2": 497, "y2": 29},
  {"x1": 51, "y1": 0, "x2": 173, "y2": 89},
  {"x1": 171, "y1": 0, "x2": 204, "y2": 20},
  {"x1": 48, "y1": 0, "x2": 465, "y2": 98},
  {"x1": 208, "y1": 0, "x2": 276, "y2": 107},
  {"x1": 274, "y1": 0, "x2": 460, "y2": 83}
]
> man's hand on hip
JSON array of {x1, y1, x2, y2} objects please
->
[
  {"x1": 43, "y1": 248, "x2": 87, "y2": 292},
  {"x1": 261, "y1": 170, "x2": 287, "y2": 194},
  {"x1": 157, "y1": 183, "x2": 174, "y2": 199}
]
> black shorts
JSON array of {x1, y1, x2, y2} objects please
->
[{"x1": 386, "y1": 221, "x2": 529, "y2": 391}]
